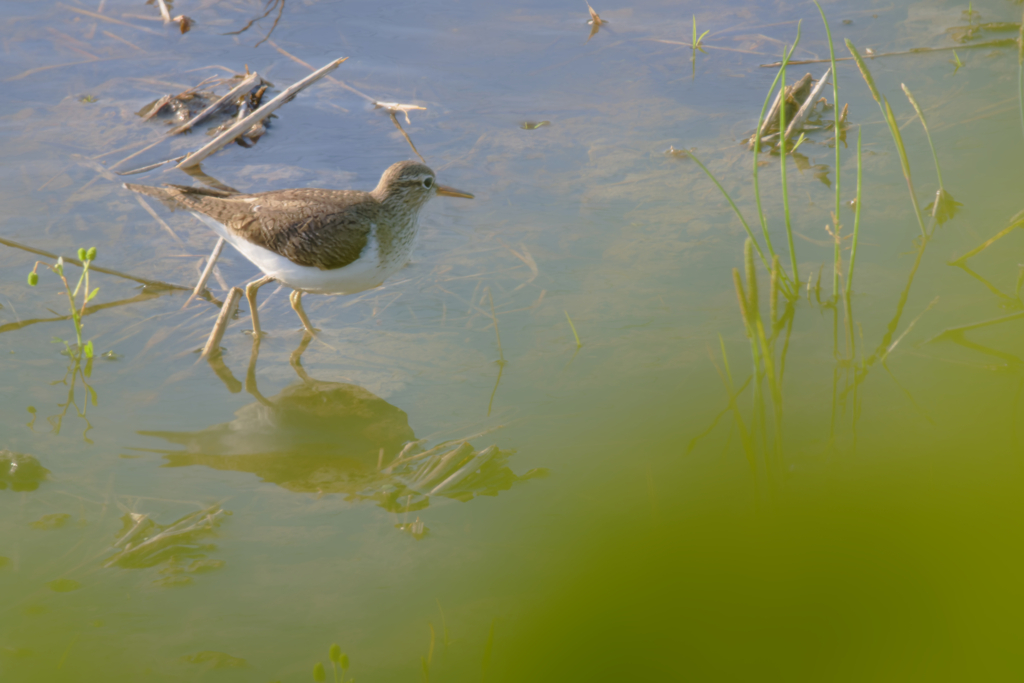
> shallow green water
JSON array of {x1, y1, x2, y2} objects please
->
[{"x1": 2, "y1": 0, "x2": 1024, "y2": 680}]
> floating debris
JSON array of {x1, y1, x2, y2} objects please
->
[
  {"x1": 747, "y1": 69, "x2": 851, "y2": 153},
  {"x1": 395, "y1": 517, "x2": 428, "y2": 540},
  {"x1": 520, "y1": 120, "x2": 550, "y2": 130},
  {"x1": 373, "y1": 439, "x2": 548, "y2": 509},
  {"x1": 206, "y1": 83, "x2": 272, "y2": 146},
  {"x1": 373, "y1": 101, "x2": 426, "y2": 124},
  {"x1": 586, "y1": 2, "x2": 605, "y2": 40},
  {"x1": 138, "y1": 74, "x2": 275, "y2": 151},
  {"x1": 664, "y1": 145, "x2": 695, "y2": 159},
  {"x1": 104, "y1": 504, "x2": 229, "y2": 569}
]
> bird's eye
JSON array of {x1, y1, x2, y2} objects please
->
[{"x1": 422, "y1": 177, "x2": 434, "y2": 189}]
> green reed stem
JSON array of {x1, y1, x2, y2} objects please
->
[
  {"x1": 564, "y1": 310, "x2": 582, "y2": 348},
  {"x1": 1018, "y1": 11, "x2": 1024, "y2": 143},
  {"x1": 846, "y1": 127, "x2": 863, "y2": 294},
  {"x1": 751, "y1": 27, "x2": 801, "y2": 269},
  {"x1": 812, "y1": 0, "x2": 842, "y2": 298},
  {"x1": 717, "y1": 334, "x2": 757, "y2": 477},
  {"x1": 832, "y1": 221, "x2": 841, "y2": 301},
  {"x1": 769, "y1": 255, "x2": 780, "y2": 332},
  {"x1": 733, "y1": 268, "x2": 752, "y2": 329},
  {"x1": 901, "y1": 83, "x2": 943, "y2": 190},
  {"x1": 691, "y1": 151, "x2": 769, "y2": 270},
  {"x1": 734, "y1": 267, "x2": 769, "y2": 487},
  {"x1": 847, "y1": 40, "x2": 928, "y2": 240},
  {"x1": 777, "y1": 57, "x2": 799, "y2": 287},
  {"x1": 744, "y1": 238, "x2": 758, "y2": 318}
]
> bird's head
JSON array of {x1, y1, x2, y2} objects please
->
[{"x1": 372, "y1": 160, "x2": 474, "y2": 210}]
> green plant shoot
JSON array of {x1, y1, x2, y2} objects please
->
[
  {"x1": 692, "y1": 15, "x2": 710, "y2": 53},
  {"x1": 27, "y1": 247, "x2": 99, "y2": 354}
]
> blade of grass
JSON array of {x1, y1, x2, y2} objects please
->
[
  {"x1": 777, "y1": 48, "x2": 799, "y2": 286},
  {"x1": 812, "y1": 0, "x2": 842, "y2": 299},
  {"x1": 564, "y1": 310, "x2": 582, "y2": 348},
  {"x1": 751, "y1": 24, "x2": 802, "y2": 297},
  {"x1": 1018, "y1": 10, "x2": 1024, "y2": 143},
  {"x1": 846, "y1": 127, "x2": 863, "y2": 294},
  {"x1": 847, "y1": 40, "x2": 928, "y2": 240},
  {"x1": 735, "y1": 266, "x2": 769, "y2": 486},
  {"x1": 900, "y1": 84, "x2": 943, "y2": 190},
  {"x1": 745, "y1": 243, "x2": 783, "y2": 476},
  {"x1": 690, "y1": 152, "x2": 770, "y2": 271}
]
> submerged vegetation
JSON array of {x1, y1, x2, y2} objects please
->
[
  {"x1": 688, "y1": 4, "x2": 1024, "y2": 497},
  {"x1": 24, "y1": 248, "x2": 101, "y2": 439},
  {"x1": 5, "y1": 0, "x2": 1024, "y2": 680}
]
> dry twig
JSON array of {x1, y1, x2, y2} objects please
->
[{"x1": 176, "y1": 57, "x2": 347, "y2": 169}]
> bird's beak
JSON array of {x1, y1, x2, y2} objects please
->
[{"x1": 436, "y1": 184, "x2": 474, "y2": 199}]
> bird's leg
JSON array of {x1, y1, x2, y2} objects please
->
[
  {"x1": 245, "y1": 275, "x2": 275, "y2": 340},
  {"x1": 289, "y1": 332, "x2": 315, "y2": 384},
  {"x1": 289, "y1": 290, "x2": 318, "y2": 337}
]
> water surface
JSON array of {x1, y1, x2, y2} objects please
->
[{"x1": 2, "y1": 0, "x2": 1023, "y2": 680}]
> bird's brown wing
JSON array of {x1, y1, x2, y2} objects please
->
[{"x1": 126, "y1": 184, "x2": 374, "y2": 271}]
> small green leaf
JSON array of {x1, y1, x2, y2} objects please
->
[
  {"x1": 791, "y1": 132, "x2": 807, "y2": 152},
  {"x1": 87, "y1": 287, "x2": 99, "y2": 302},
  {"x1": 313, "y1": 662, "x2": 326, "y2": 682},
  {"x1": 339, "y1": 653, "x2": 349, "y2": 670},
  {"x1": 77, "y1": 248, "x2": 87, "y2": 262},
  {"x1": 28, "y1": 272, "x2": 38, "y2": 286},
  {"x1": 84, "y1": 341, "x2": 94, "y2": 359},
  {"x1": 86, "y1": 247, "x2": 97, "y2": 261},
  {"x1": 329, "y1": 644, "x2": 341, "y2": 664}
]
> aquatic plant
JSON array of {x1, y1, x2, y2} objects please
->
[
  {"x1": 24, "y1": 248, "x2": 102, "y2": 439},
  {"x1": 27, "y1": 246, "x2": 99, "y2": 355},
  {"x1": 686, "y1": 4, "x2": 985, "y2": 496},
  {"x1": 312, "y1": 643, "x2": 351, "y2": 683}
]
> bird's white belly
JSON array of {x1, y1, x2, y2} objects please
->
[{"x1": 192, "y1": 213, "x2": 393, "y2": 295}]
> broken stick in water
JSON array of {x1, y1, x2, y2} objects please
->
[
  {"x1": 176, "y1": 57, "x2": 348, "y2": 170},
  {"x1": 202, "y1": 286, "x2": 243, "y2": 359},
  {"x1": 757, "y1": 72, "x2": 813, "y2": 144},
  {"x1": 112, "y1": 73, "x2": 263, "y2": 173},
  {"x1": 156, "y1": 0, "x2": 171, "y2": 23},
  {"x1": 0, "y1": 236, "x2": 191, "y2": 292},
  {"x1": 784, "y1": 68, "x2": 831, "y2": 142},
  {"x1": 183, "y1": 237, "x2": 226, "y2": 309},
  {"x1": 167, "y1": 72, "x2": 261, "y2": 135}
]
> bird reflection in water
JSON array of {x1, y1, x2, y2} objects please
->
[{"x1": 140, "y1": 334, "x2": 546, "y2": 533}]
